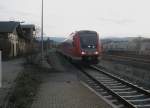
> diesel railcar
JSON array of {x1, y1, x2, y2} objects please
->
[{"x1": 58, "y1": 30, "x2": 102, "y2": 64}]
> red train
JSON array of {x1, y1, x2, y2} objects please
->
[{"x1": 58, "y1": 30, "x2": 102, "y2": 64}]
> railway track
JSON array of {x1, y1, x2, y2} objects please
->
[
  {"x1": 104, "y1": 55, "x2": 150, "y2": 64},
  {"x1": 78, "y1": 65, "x2": 150, "y2": 108},
  {"x1": 103, "y1": 54, "x2": 150, "y2": 70}
]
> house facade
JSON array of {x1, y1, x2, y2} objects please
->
[
  {"x1": 139, "y1": 39, "x2": 150, "y2": 55},
  {"x1": 0, "y1": 21, "x2": 21, "y2": 58},
  {"x1": 0, "y1": 21, "x2": 35, "y2": 58},
  {"x1": 21, "y1": 24, "x2": 36, "y2": 54}
]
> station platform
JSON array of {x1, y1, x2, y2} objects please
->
[
  {"x1": 31, "y1": 51, "x2": 113, "y2": 108},
  {"x1": 31, "y1": 71, "x2": 112, "y2": 108}
]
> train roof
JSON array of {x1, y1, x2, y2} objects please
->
[{"x1": 76, "y1": 30, "x2": 97, "y2": 34}]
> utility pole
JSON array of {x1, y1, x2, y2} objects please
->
[
  {"x1": 41, "y1": 0, "x2": 44, "y2": 62},
  {"x1": 0, "y1": 51, "x2": 2, "y2": 88}
]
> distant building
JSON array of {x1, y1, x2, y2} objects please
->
[
  {"x1": 21, "y1": 24, "x2": 36, "y2": 54},
  {"x1": 139, "y1": 39, "x2": 150, "y2": 55},
  {"x1": 21, "y1": 24, "x2": 35, "y2": 42},
  {"x1": 102, "y1": 37, "x2": 150, "y2": 56}
]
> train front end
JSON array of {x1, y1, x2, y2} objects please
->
[{"x1": 78, "y1": 31, "x2": 102, "y2": 64}]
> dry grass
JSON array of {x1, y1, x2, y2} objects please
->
[{"x1": 6, "y1": 65, "x2": 42, "y2": 108}]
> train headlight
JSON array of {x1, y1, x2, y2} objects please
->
[
  {"x1": 81, "y1": 51, "x2": 86, "y2": 55},
  {"x1": 94, "y1": 51, "x2": 99, "y2": 54}
]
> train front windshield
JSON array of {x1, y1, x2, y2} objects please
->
[{"x1": 80, "y1": 33, "x2": 98, "y2": 49}]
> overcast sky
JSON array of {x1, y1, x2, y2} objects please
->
[{"x1": 0, "y1": 0, "x2": 150, "y2": 38}]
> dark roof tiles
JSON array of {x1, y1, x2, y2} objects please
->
[
  {"x1": 0, "y1": 21, "x2": 20, "y2": 33},
  {"x1": 21, "y1": 24, "x2": 35, "y2": 30}
]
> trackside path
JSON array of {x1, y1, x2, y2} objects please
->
[
  {"x1": 0, "y1": 58, "x2": 24, "y2": 107},
  {"x1": 31, "y1": 72, "x2": 112, "y2": 108},
  {"x1": 31, "y1": 50, "x2": 112, "y2": 108}
]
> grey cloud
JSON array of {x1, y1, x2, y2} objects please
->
[
  {"x1": 14, "y1": 11, "x2": 37, "y2": 16},
  {"x1": 98, "y1": 17, "x2": 135, "y2": 24},
  {"x1": 0, "y1": 5, "x2": 4, "y2": 10}
]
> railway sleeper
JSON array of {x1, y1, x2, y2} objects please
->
[
  {"x1": 96, "y1": 78, "x2": 113, "y2": 81},
  {"x1": 110, "y1": 99, "x2": 118, "y2": 103},
  {"x1": 95, "y1": 89, "x2": 104, "y2": 92},
  {"x1": 107, "y1": 85, "x2": 127, "y2": 89},
  {"x1": 122, "y1": 94, "x2": 148, "y2": 100},
  {"x1": 115, "y1": 90, "x2": 137, "y2": 94},
  {"x1": 91, "y1": 73, "x2": 109, "y2": 77},
  {"x1": 112, "y1": 88, "x2": 132, "y2": 92},
  {"x1": 128, "y1": 98, "x2": 150, "y2": 105},
  {"x1": 134, "y1": 104, "x2": 150, "y2": 108},
  {"x1": 117, "y1": 104, "x2": 125, "y2": 108},
  {"x1": 100, "y1": 80, "x2": 119, "y2": 84},
  {"x1": 90, "y1": 73, "x2": 108, "y2": 78},
  {"x1": 116, "y1": 91, "x2": 139, "y2": 96},
  {"x1": 102, "y1": 83, "x2": 122, "y2": 86},
  {"x1": 101, "y1": 92, "x2": 109, "y2": 96},
  {"x1": 111, "y1": 100, "x2": 123, "y2": 106},
  {"x1": 97, "y1": 77, "x2": 115, "y2": 80},
  {"x1": 104, "y1": 95, "x2": 113, "y2": 99},
  {"x1": 98, "y1": 79, "x2": 116, "y2": 82},
  {"x1": 87, "y1": 81, "x2": 95, "y2": 84},
  {"x1": 127, "y1": 98, "x2": 150, "y2": 102}
]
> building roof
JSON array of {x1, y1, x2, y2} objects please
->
[
  {"x1": 0, "y1": 21, "x2": 20, "y2": 33},
  {"x1": 77, "y1": 30, "x2": 97, "y2": 34},
  {"x1": 142, "y1": 39, "x2": 150, "y2": 42},
  {"x1": 21, "y1": 24, "x2": 35, "y2": 30}
]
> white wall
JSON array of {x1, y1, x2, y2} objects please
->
[{"x1": 8, "y1": 32, "x2": 18, "y2": 57}]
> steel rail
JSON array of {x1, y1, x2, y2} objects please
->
[
  {"x1": 91, "y1": 65, "x2": 150, "y2": 97},
  {"x1": 76, "y1": 64, "x2": 150, "y2": 108},
  {"x1": 77, "y1": 65, "x2": 136, "y2": 108},
  {"x1": 104, "y1": 55, "x2": 150, "y2": 64}
]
